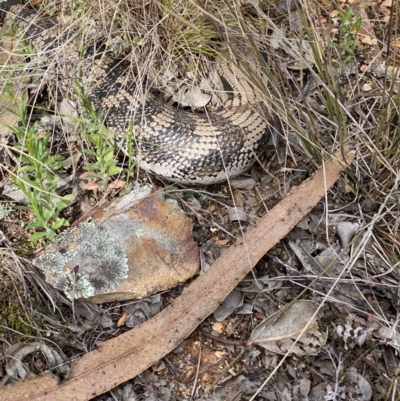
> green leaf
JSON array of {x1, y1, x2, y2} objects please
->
[
  {"x1": 84, "y1": 163, "x2": 100, "y2": 171},
  {"x1": 51, "y1": 218, "x2": 66, "y2": 230},
  {"x1": 104, "y1": 158, "x2": 117, "y2": 168},
  {"x1": 133, "y1": 38, "x2": 146, "y2": 46},
  {"x1": 37, "y1": 197, "x2": 53, "y2": 210},
  {"x1": 48, "y1": 156, "x2": 63, "y2": 167},
  {"x1": 28, "y1": 231, "x2": 48, "y2": 241},
  {"x1": 62, "y1": 193, "x2": 74, "y2": 202},
  {"x1": 21, "y1": 178, "x2": 41, "y2": 191},
  {"x1": 83, "y1": 149, "x2": 98, "y2": 157},
  {"x1": 108, "y1": 165, "x2": 122, "y2": 176},
  {"x1": 42, "y1": 209, "x2": 55, "y2": 222},
  {"x1": 103, "y1": 150, "x2": 114, "y2": 162},
  {"x1": 18, "y1": 165, "x2": 35, "y2": 174},
  {"x1": 26, "y1": 220, "x2": 42, "y2": 229},
  {"x1": 55, "y1": 197, "x2": 72, "y2": 210}
]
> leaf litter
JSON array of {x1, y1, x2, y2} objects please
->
[{"x1": 0, "y1": 147, "x2": 353, "y2": 400}]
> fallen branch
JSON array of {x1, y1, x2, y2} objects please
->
[{"x1": 0, "y1": 147, "x2": 354, "y2": 401}]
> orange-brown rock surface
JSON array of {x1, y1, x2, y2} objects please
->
[{"x1": 33, "y1": 186, "x2": 199, "y2": 303}]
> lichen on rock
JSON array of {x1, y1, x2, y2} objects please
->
[{"x1": 33, "y1": 218, "x2": 129, "y2": 300}]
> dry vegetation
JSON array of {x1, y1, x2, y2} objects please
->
[{"x1": 0, "y1": 0, "x2": 399, "y2": 400}]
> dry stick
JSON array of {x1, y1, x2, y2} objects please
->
[{"x1": 0, "y1": 147, "x2": 354, "y2": 401}]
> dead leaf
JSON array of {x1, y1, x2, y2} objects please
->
[
  {"x1": 1, "y1": 343, "x2": 69, "y2": 386},
  {"x1": 375, "y1": 326, "x2": 400, "y2": 350},
  {"x1": 117, "y1": 311, "x2": 129, "y2": 327},
  {"x1": 2, "y1": 183, "x2": 29, "y2": 204},
  {"x1": 227, "y1": 206, "x2": 248, "y2": 222},
  {"x1": 336, "y1": 221, "x2": 359, "y2": 248},
  {"x1": 289, "y1": 241, "x2": 324, "y2": 274},
  {"x1": 230, "y1": 178, "x2": 257, "y2": 190},
  {"x1": 361, "y1": 36, "x2": 374, "y2": 45},
  {"x1": 81, "y1": 182, "x2": 99, "y2": 190},
  {"x1": 62, "y1": 151, "x2": 82, "y2": 170},
  {"x1": 0, "y1": 93, "x2": 23, "y2": 140},
  {"x1": 174, "y1": 85, "x2": 211, "y2": 108},
  {"x1": 353, "y1": 4, "x2": 379, "y2": 55},
  {"x1": 79, "y1": 172, "x2": 98, "y2": 180},
  {"x1": 346, "y1": 367, "x2": 372, "y2": 401},
  {"x1": 361, "y1": 83, "x2": 373, "y2": 92},
  {"x1": 213, "y1": 289, "x2": 244, "y2": 322},
  {"x1": 108, "y1": 180, "x2": 126, "y2": 189},
  {"x1": 250, "y1": 300, "x2": 326, "y2": 356},
  {"x1": 0, "y1": 147, "x2": 354, "y2": 400}
]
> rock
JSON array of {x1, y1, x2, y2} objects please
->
[{"x1": 33, "y1": 186, "x2": 199, "y2": 303}]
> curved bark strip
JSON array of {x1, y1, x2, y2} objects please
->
[{"x1": 0, "y1": 147, "x2": 354, "y2": 401}]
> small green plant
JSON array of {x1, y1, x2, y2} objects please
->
[
  {"x1": 7, "y1": 92, "x2": 73, "y2": 241},
  {"x1": 331, "y1": 8, "x2": 362, "y2": 73},
  {"x1": 0, "y1": 303, "x2": 37, "y2": 339},
  {"x1": 0, "y1": 203, "x2": 13, "y2": 220},
  {"x1": 1, "y1": 25, "x2": 73, "y2": 241},
  {"x1": 80, "y1": 128, "x2": 124, "y2": 191},
  {"x1": 73, "y1": 86, "x2": 125, "y2": 191}
]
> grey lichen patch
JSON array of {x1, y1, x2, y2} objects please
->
[{"x1": 33, "y1": 219, "x2": 128, "y2": 300}]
